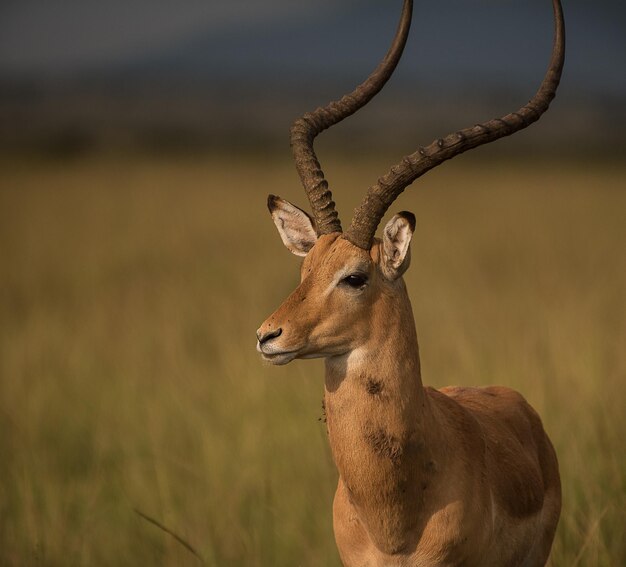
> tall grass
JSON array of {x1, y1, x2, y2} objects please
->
[{"x1": 0, "y1": 154, "x2": 624, "y2": 565}]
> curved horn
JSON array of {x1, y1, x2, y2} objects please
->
[
  {"x1": 345, "y1": 0, "x2": 565, "y2": 250},
  {"x1": 290, "y1": 0, "x2": 413, "y2": 235}
]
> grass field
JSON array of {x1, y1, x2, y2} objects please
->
[{"x1": 0, "y1": 153, "x2": 624, "y2": 566}]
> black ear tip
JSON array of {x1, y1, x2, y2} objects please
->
[
  {"x1": 397, "y1": 211, "x2": 416, "y2": 231},
  {"x1": 267, "y1": 194, "x2": 280, "y2": 212}
]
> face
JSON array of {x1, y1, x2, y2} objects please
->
[
  {"x1": 256, "y1": 196, "x2": 415, "y2": 365},
  {"x1": 256, "y1": 235, "x2": 379, "y2": 365}
]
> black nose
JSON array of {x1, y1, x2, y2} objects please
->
[{"x1": 257, "y1": 327, "x2": 282, "y2": 345}]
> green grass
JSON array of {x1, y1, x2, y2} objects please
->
[{"x1": 0, "y1": 154, "x2": 624, "y2": 565}]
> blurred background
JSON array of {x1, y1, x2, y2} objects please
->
[
  {"x1": 0, "y1": 1, "x2": 624, "y2": 565},
  {"x1": 1, "y1": 0, "x2": 625, "y2": 156}
]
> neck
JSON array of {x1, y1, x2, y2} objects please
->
[{"x1": 324, "y1": 282, "x2": 436, "y2": 553}]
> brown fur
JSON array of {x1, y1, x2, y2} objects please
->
[
  {"x1": 258, "y1": 1, "x2": 565, "y2": 559},
  {"x1": 258, "y1": 234, "x2": 561, "y2": 566}
]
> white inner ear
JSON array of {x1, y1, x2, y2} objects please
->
[
  {"x1": 270, "y1": 198, "x2": 317, "y2": 256},
  {"x1": 382, "y1": 214, "x2": 413, "y2": 278}
]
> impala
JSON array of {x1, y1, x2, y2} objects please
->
[{"x1": 256, "y1": 1, "x2": 565, "y2": 565}]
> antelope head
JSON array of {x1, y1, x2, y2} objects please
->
[
  {"x1": 256, "y1": 0, "x2": 564, "y2": 367},
  {"x1": 257, "y1": 198, "x2": 416, "y2": 365}
]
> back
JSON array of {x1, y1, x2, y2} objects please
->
[{"x1": 440, "y1": 385, "x2": 559, "y2": 520}]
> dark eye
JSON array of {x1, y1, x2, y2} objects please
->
[{"x1": 342, "y1": 274, "x2": 368, "y2": 289}]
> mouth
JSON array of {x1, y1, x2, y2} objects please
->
[
  {"x1": 261, "y1": 352, "x2": 298, "y2": 365},
  {"x1": 256, "y1": 342, "x2": 299, "y2": 365}
]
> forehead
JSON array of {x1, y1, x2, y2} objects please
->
[{"x1": 302, "y1": 234, "x2": 377, "y2": 276}]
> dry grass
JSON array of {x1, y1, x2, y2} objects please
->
[{"x1": 0, "y1": 153, "x2": 624, "y2": 565}]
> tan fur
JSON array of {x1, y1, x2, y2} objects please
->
[{"x1": 258, "y1": 234, "x2": 561, "y2": 566}]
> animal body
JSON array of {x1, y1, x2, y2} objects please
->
[{"x1": 256, "y1": 1, "x2": 565, "y2": 565}]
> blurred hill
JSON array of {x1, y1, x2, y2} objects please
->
[{"x1": 1, "y1": 0, "x2": 624, "y2": 158}]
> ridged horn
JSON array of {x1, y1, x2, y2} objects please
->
[
  {"x1": 290, "y1": 0, "x2": 413, "y2": 235},
  {"x1": 344, "y1": 0, "x2": 565, "y2": 250}
]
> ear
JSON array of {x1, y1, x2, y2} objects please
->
[
  {"x1": 381, "y1": 211, "x2": 415, "y2": 280},
  {"x1": 267, "y1": 195, "x2": 318, "y2": 256}
]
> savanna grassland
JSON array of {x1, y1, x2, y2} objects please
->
[{"x1": 0, "y1": 153, "x2": 624, "y2": 566}]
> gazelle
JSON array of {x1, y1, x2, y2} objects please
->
[{"x1": 256, "y1": 0, "x2": 565, "y2": 565}]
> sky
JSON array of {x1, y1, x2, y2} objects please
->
[
  {"x1": 1, "y1": 0, "x2": 624, "y2": 156},
  {"x1": 0, "y1": 0, "x2": 624, "y2": 99},
  {"x1": 0, "y1": 1, "x2": 338, "y2": 73}
]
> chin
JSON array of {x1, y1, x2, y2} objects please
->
[{"x1": 260, "y1": 351, "x2": 299, "y2": 366}]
